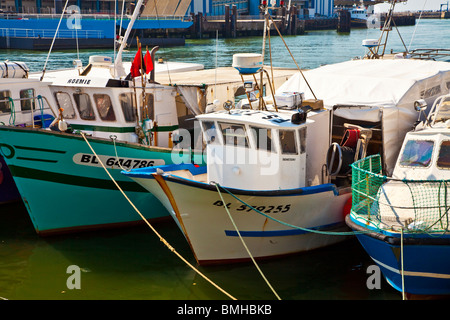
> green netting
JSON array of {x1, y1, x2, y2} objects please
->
[{"x1": 351, "y1": 154, "x2": 450, "y2": 234}]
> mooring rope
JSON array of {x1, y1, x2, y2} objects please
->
[
  {"x1": 80, "y1": 132, "x2": 237, "y2": 300},
  {"x1": 401, "y1": 228, "x2": 406, "y2": 300},
  {"x1": 214, "y1": 183, "x2": 282, "y2": 300}
]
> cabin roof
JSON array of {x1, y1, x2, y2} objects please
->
[{"x1": 196, "y1": 109, "x2": 313, "y2": 129}]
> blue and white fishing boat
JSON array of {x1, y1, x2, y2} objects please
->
[
  {"x1": 122, "y1": 51, "x2": 355, "y2": 264},
  {"x1": 0, "y1": 0, "x2": 205, "y2": 235},
  {"x1": 123, "y1": 97, "x2": 353, "y2": 265},
  {"x1": 346, "y1": 94, "x2": 450, "y2": 297}
]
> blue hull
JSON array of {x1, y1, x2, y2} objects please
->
[
  {"x1": 346, "y1": 214, "x2": 450, "y2": 296},
  {"x1": 0, "y1": 126, "x2": 202, "y2": 235}
]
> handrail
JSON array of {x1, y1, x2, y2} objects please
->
[{"x1": 0, "y1": 27, "x2": 104, "y2": 39}]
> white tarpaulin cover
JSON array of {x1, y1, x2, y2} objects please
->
[{"x1": 277, "y1": 59, "x2": 450, "y2": 174}]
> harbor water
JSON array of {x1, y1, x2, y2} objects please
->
[{"x1": 1, "y1": 19, "x2": 449, "y2": 301}]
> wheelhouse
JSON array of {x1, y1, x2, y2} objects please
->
[{"x1": 197, "y1": 109, "x2": 312, "y2": 190}]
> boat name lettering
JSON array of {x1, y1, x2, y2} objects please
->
[
  {"x1": 67, "y1": 78, "x2": 92, "y2": 85},
  {"x1": 73, "y1": 153, "x2": 165, "y2": 169},
  {"x1": 212, "y1": 200, "x2": 291, "y2": 213}
]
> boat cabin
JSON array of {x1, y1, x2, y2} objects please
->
[
  {"x1": 196, "y1": 106, "x2": 332, "y2": 191},
  {"x1": 0, "y1": 76, "x2": 56, "y2": 127},
  {"x1": 392, "y1": 94, "x2": 450, "y2": 180},
  {"x1": 30, "y1": 56, "x2": 181, "y2": 148}
]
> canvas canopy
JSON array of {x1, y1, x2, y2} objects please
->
[{"x1": 277, "y1": 59, "x2": 450, "y2": 174}]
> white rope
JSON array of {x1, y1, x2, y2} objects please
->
[
  {"x1": 401, "y1": 228, "x2": 406, "y2": 300},
  {"x1": 40, "y1": 0, "x2": 70, "y2": 81},
  {"x1": 408, "y1": 0, "x2": 428, "y2": 51},
  {"x1": 215, "y1": 183, "x2": 282, "y2": 300},
  {"x1": 80, "y1": 132, "x2": 237, "y2": 300}
]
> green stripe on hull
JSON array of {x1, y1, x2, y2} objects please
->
[{"x1": 8, "y1": 165, "x2": 147, "y2": 192}]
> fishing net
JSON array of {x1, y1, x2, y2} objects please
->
[{"x1": 351, "y1": 154, "x2": 450, "y2": 233}]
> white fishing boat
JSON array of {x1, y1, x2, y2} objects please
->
[
  {"x1": 349, "y1": 5, "x2": 376, "y2": 28},
  {"x1": 121, "y1": 1, "x2": 450, "y2": 264},
  {"x1": 123, "y1": 79, "x2": 353, "y2": 265},
  {"x1": 346, "y1": 94, "x2": 450, "y2": 297}
]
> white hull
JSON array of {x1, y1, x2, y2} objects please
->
[{"x1": 132, "y1": 174, "x2": 351, "y2": 265}]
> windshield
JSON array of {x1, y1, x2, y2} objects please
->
[{"x1": 399, "y1": 140, "x2": 434, "y2": 167}]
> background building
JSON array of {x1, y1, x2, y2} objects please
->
[{"x1": 1, "y1": 0, "x2": 335, "y2": 17}]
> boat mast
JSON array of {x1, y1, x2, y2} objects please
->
[{"x1": 114, "y1": 0, "x2": 145, "y2": 79}]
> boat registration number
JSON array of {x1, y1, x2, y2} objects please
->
[
  {"x1": 213, "y1": 200, "x2": 291, "y2": 213},
  {"x1": 73, "y1": 153, "x2": 165, "y2": 169}
]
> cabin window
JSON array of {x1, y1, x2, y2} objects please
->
[
  {"x1": 73, "y1": 93, "x2": 95, "y2": 120},
  {"x1": 219, "y1": 122, "x2": 249, "y2": 148},
  {"x1": 279, "y1": 130, "x2": 298, "y2": 155},
  {"x1": 119, "y1": 92, "x2": 136, "y2": 122},
  {"x1": 140, "y1": 93, "x2": 154, "y2": 120},
  {"x1": 94, "y1": 94, "x2": 115, "y2": 121},
  {"x1": 399, "y1": 140, "x2": 434, "y2": 167},
  {"x1": 0, "y1": 90, "x2": 11, "y2": 113},
  {"x1": 20, "y1": 89, "x2": 35, "y2": 111},
  {"x1": 437, "y1": 140, "x2": 450, "y2": 169},
  {"x1": 250, "y1": 126, "x2": 274, "y2": 152},
  {"x1": 54, "y1": 92, "x2": 76, "y2": 119},
  {"x1": 202, "y1": 121, "x2": 220, "y2": 145}
]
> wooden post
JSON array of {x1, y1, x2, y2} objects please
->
[
  {"x1": 336, "y1": 9, "x2": 351, "y2": 33},
  {"x1": 224, "y1": 5, "x2": 231, "y2": 38}
]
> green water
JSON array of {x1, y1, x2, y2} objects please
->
[
  {"x1": 0, "y1": 201, "x2": 399, "y2": 300},
  {"x1": 2, "y1": 19, "x2": 449, "y2": 301}
]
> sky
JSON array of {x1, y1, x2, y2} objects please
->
[{"x1": 374, "y1": 0, "x2": 447, "y2": 12}]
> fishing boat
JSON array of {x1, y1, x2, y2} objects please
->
[
  {"x1": 122, "y1": 66, "x2": 353, "y2": 265},
  {"x1": 0, "y1": 63, "x2": 57, "y2": 204},
  {"x1": 0, "y1": 0, "x2": 206, "y2": 235},
  {"x1": 349, "y1": 5, "x2": 376, "y2": 28},
  {"x1": 346, "y1": 93, "x2": 450, "y2": 297}
]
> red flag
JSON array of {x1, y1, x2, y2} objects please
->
[
  {"x1": 144, "y1": 49, "x2": 153, "y2": 74},
  {"x1": 130, "y1": 47, "x2": 142, "y2": 78}
]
